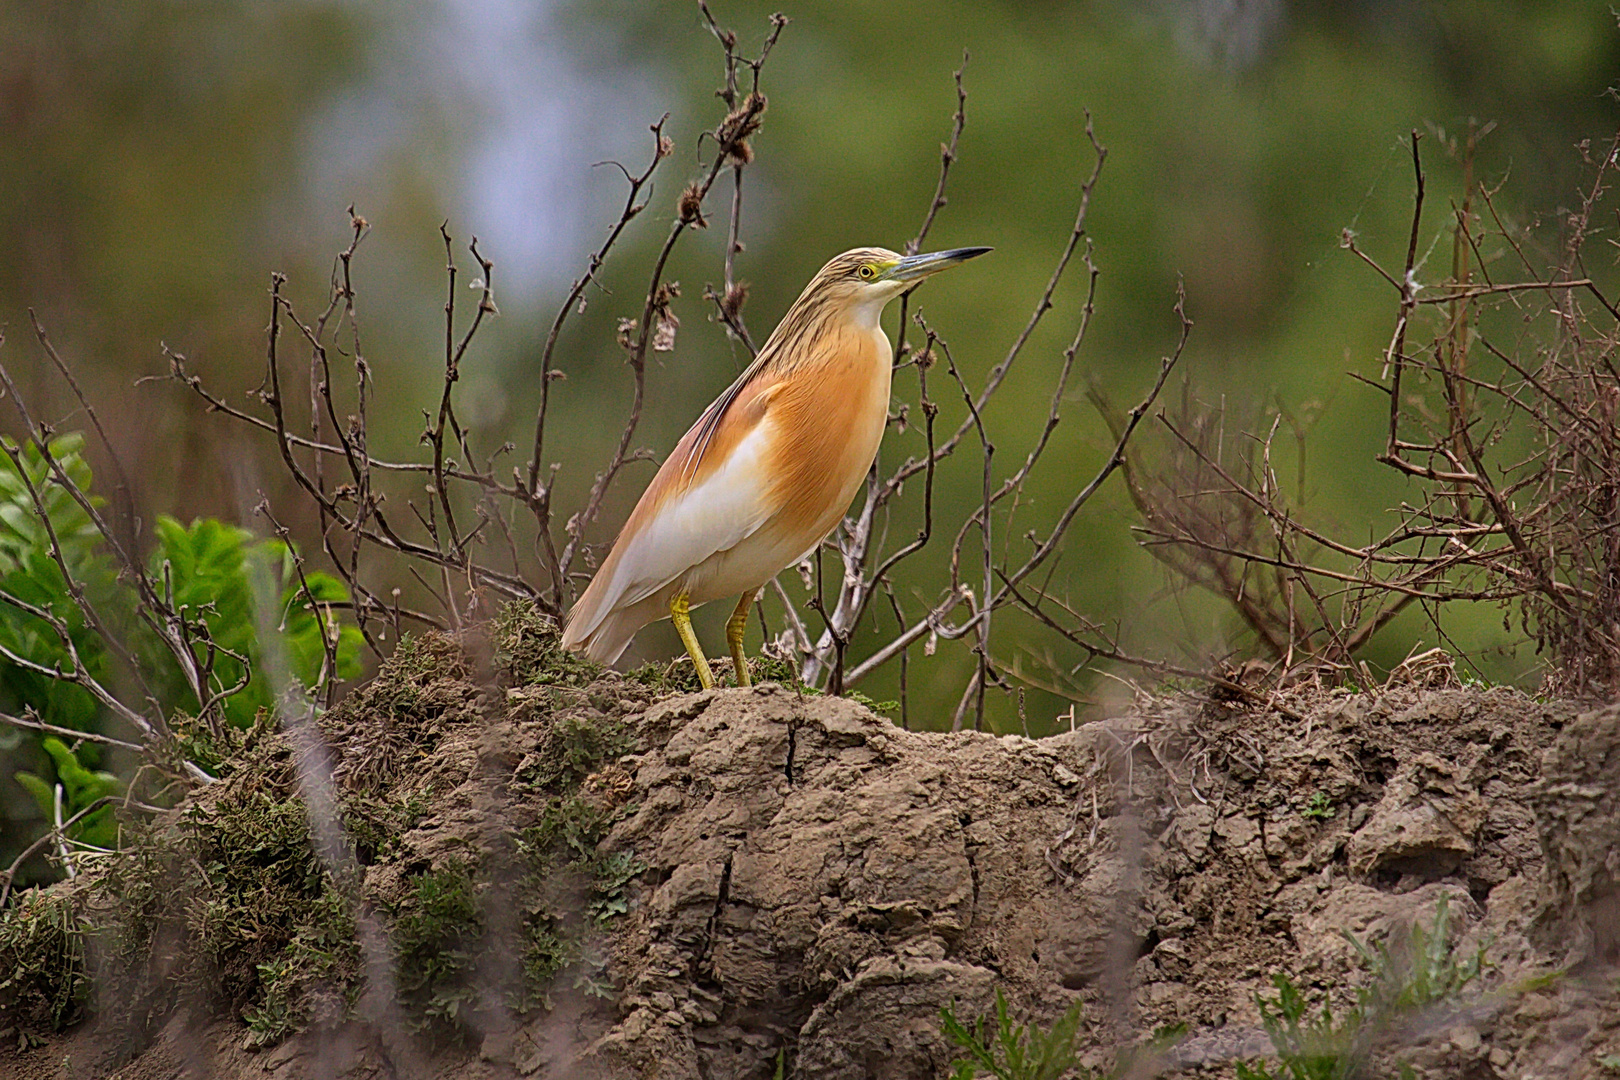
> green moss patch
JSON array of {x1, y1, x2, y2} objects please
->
[
  {"x1": 0, "y1": 888, "x2": 89, "y2": 1038},
  {"x1": 0, "y1": 604, "x2": 654, "y2": 1049}
]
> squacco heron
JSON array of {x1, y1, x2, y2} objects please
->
[{"x1": 562, "y1": 245, "x2": 990, "y2": 688}]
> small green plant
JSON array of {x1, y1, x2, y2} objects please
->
[
  {"x1": 1300, "y1": 792, "x2": 1336, "y2": 821},
  {"x1": 1238, "y1": 894, "x2": 1488, "y2": 1079},
  {"x1": 1235, "y1": 975, "x2": 1361, "y2": 1080},
  {"x1": 1343, "y1": 893, "x2": 1484, "y2": 1014},
  {"x1": 393, "y1": 861, "x2": 482, "y2": 1035},
  {"x1": 847, "y1": 688, "x2": 900, "y2": 716},
  {"x1": 588, "y1": 849, "x2": 646, "y2": 924},
  {"x1": 941, "y1": 989, "x2": 1091, "y2": 1080},
  {"x1": 569, "y1": 940, "x2": 616, "y2": 999}
]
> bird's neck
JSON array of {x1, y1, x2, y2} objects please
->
[{"x1": 849, "y1": 291, "x2": 894, "y2": 333}]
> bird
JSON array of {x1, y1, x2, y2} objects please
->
[{"x1": 562, "y1": 245, "x2": 991, "y2": 688}]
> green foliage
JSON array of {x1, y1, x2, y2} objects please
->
[
  {"x1": 173, "y1": 769, "x2": 363, "y2": 1043},
  {"x1": 847, "y1": 689, "x2": 900, "y2": 716},
  {"x1": 1300, "y1": 792, "x2": 1336, "y2": 821},
  {"x1": 1236, "y1": 975, "x2": 1361, "y2": 1080},
  {"x1": 187, "y1": 786, "x2": 329, "y2": 992},
  {"x1": 12, "y1": 737, "x2": 122, "y2": 851},
  {"x1": 0, "y1": 436, "x2": 363, "y2": 887},
  {"x1": 241, "y1": 957, "x2": 300, "y2": 1047},
  {"x1": 1343, "y1": 893, "x2": 1485, "y2": 1016},
  {"x1": 493, "y1": 601, "x2": 600, "y2": 688},
  {"x1": 2, "y1": 626, "x2": 635, "y2": 1047},
  {"x1": 342, "y1": 786, "x2": 432, "y2": 867},
  {"x1": 587, "y1": 848, "x2": 646, "y2": 925},
  {"x1": 0, "y1": 888, "x2": 89, "y2": 1035},
  {"x1": 515, "y1": 788, "x2": 644, "y2": 1015},
  {"x1": 393, "y1": 862, "x2": 482, "y2": 1035},
  {"x1": 1238, "y1": 894, "x2": 1488, "y2": 1079},
  {"x1": 89, "y1": 820, "x2": 173, "y2": 964},
  {"x1": 0, "y1": 435, "x2": 113, "y2": 734},
  {"x1": 941, "y1": 990, "x2": 1090, "y2": 1080},
  {"x1": 168, "y1": 706, "x2": 278, "y2": 781},
  {"x1": 627, "y1": 649, "x2": 899, "y2": 711},
  {"x1": 0, "y1": 443, "x2": 363, "y2": 745},
  {"x1": 147, "y1": 515, "x2": 363, "y2": 727},
  {"x1": 521, "y1": 713, "x2": 635, "y2": 793},
  {"x1": 242, "y1": 888, "x2": 357, "y2": 1047}
]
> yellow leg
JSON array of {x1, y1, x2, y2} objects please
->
[
  {"x1": 727, "y1": 590, "x2": 758, "y2": 687},
  {"x1": 671, "y1": 592, "x2": 715, "y2": 690}
]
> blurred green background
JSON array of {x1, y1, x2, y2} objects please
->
[{"x1": 2, "y1": 0, "x2": 1617, "y2": 752}]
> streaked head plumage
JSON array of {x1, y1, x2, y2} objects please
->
[{"x1": 799, "y1": 245, "x2": 992, "y2": 313}]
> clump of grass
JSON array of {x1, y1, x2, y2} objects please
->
[
  {"x1": 514, "y1": 787, "x2": 645, "y2": 1009},
  {"x1": 186, "y1": 780, "x2": 334, "y2": 1013},
  {"x1": 1344, "y1": 894, "x2": 1485, "y2": 1015},
  {"x1": 627, "y1": 652, "x2": 899, "y2": 713},
  {"x1": 627, "y1": 658, "x2": 703, "y2": 693},
  {"x1": 0, "y1": 600, "x2": 652, "y2": 1050},
  {"x1": 342, "y1": 786, "x2": 432, "y2": 867},
  {"x1": 19, "y1": 739, "x2": 367, "y2": 1048},
  {"x1": 1236, "y1": 975, "x2": 1363, "y2": 1080},
  {"x1": 939, "y1": 996, "x2": 1180, "y2": 1080},
  {"x1": 169, "y1": 707, "x2": 278, "y2": 780},
  {"x1": 322, "y1": 630, "x2": 484, "y2": 795}
]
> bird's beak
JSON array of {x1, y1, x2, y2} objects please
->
[{"x1": 883, "y1": 246, "x2": 992, "y2": 283}]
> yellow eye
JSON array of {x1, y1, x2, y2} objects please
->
[{"x1": 857, "y1": 264, "x2": 877, "y2": 281}]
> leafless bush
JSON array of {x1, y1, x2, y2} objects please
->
[
  {"x1": 145, "y1": 9, "x2": 1184, "y2": 730},
  {"x1": 1122, "y1": 127, "x2": 1620, "y2": 696}
]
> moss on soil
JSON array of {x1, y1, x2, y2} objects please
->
[
  {"x1": 0, "y1": 888, "x2": 89, "y2": 1040},
  {"x1": 0, "y1": 601, "x2": 652, "y2": 1049}
]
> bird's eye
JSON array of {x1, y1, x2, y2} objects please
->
[{"x1": 857, "y1": 264, "x2": 877, "y2": 281}]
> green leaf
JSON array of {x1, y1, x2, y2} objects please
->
[
  {"x1": 14, "y1": 770, "x2": 53, "y2": 819},
  {"x1": 147, "y1": 517, "x2": 364, "y2": 726},
  {"x1": 941, "y1": 989, "x2": 1088, "y2": 1080},
  {"x1": 0, "y1": 436, "x2": 116, "y2": 731}
]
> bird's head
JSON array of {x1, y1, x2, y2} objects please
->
[{"x1": 807, "y1": 245, "x2": 992, "y2": 324}]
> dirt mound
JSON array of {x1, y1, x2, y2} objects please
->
[{"x1": 3, "y1": 624, "x2": 1620, "y2": 1079}]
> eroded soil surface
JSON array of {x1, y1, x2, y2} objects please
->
[{"x1": 4, "y1": 629, "x2": 1619, "y2": 1079}]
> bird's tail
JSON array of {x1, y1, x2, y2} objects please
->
[{"x1": 562, "y1": 579, "x2": 664, "y2": 666}]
